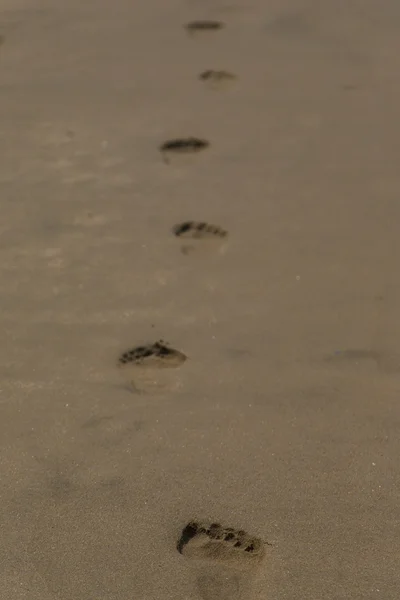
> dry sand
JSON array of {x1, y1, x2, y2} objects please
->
[{"x1": 1, "y1": 0, "x2": 400, "y2": 598}]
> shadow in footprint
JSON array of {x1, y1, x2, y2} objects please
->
[
  {"x1": 199, "y1": 70, "x2": 237, "y2": 91},
  {"x1": 325, "y1": 349, "x2": 380, "y2": 365},
  {"x1": 160, "y1": 138, "x2": 210, "y2": 165},
  {"x1": 185, "y1": 20, "x2": 225, "y2": 36},
  {"x1": 325, "y1": 348, "x2": 400, "y2": 376}
]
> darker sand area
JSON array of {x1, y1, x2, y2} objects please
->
[{"x1": 1, "y1": 1, "x2": 400, "y2": 598}]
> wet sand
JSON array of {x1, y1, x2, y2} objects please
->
[{"x1": 1, "y1": 0, "x2": 400, "y2": 598}]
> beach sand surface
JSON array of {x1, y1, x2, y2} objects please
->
[{"x1": 1, "y1": 0, "x2": 400, "y2": 598}]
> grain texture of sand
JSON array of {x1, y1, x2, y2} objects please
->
[{"x1": 1, "y1": 1, "x2": 400, "y2": 599}]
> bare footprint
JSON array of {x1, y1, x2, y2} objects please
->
[
  {"x1": 326, "y1": 349, "x2": 380, "y2": 362},
  {"x1": 173, "y1": 221, "x2": 228, "y2": 256},
  {"x1": 117, "y1": 340, "x2": 187, "y2": 393},
  {"x1": 324, "y1": 348, "x2": 400, "y2": 376},
  {"x1": 178, "y1": 521, "x2": 266, "y2": 600},
  {"x1": 185, "y1": 21, "x2": 225, "y2": 37},
  {"x1": 160, "y1": 138, "x2": 210, "y2": 165},
  {"x1": 199, "y1": 70, "x2": 237, "y2": 91},
  {"x1": 73, "y1": 211, "x2": 107, "y2": 227},
  {"x1": 324, "y1": 349, "x2": 380, "y2": 372}
]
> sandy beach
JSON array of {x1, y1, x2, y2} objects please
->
[{"x1": 1, "y1": 0, "x2": 400, "y2": 598}]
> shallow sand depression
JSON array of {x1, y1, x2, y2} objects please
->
[{"x1": 1, "y1": 1, "x2": 400, "y2": 599}]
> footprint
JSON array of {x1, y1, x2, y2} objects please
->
[
  {"x1": 172, "y1": 221, "x2": 228, "y2": 256},
  {"x1": 118, "y1": 340, "x2": 187, "y2": 369},
  {"x1": 160, "y1": 138, "x2": 210, "y2": 165},
  {"x1": 173, "y1": 221, "x2": 227, "y2": 240},
  {"x1": 178, "y1": 521, "x2": 266, "y2": 600},
  {"x1": 185, "y1": 21, "x2": 225, "y2": 36},
  {"x1": 117, "y1": 340, "x2": 187, "y2": 393},
  {"x1": 73, "y1": 212, "x2": 107, "y2": 227},
  {"x1": 199, "y1": 70, "x2": 237, "y2": 91},
  {"x1": 325, "y1": 349, "x2": 380, "y2": 366},
  {"x1": 324, "y1": 348, "x2": 396, "y2": 375}
]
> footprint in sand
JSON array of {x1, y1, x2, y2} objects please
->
[
  {"x1": 72, "y1": 211, "x2": 108, "y2": 227},
  {"x1": 185, "y1": 20, "x2": 225, "y2": 37},
  {"x1": 323, "y1": 348, "x2": 400, "y2": 375},
  {"x1": 160, "y1": 138, "x2": 210, "y2": 165},
  {"x1": 172, "y1": 221, "x2": 228, "y2": 256},
  {"x1": 199, "y1": 70, "x2": 238, "y2": 91},
  {"x1": 327, "y1": 349, "x2": 380, "y2": 362},
  {"x1": 178, "y1": 521, "x2": 266, "y2": 600},
  {"x1": 325, "y1": 349, "x2": 380, "y2": 370},
  {"x1": 117, "y1": 340, "x2": 187, "y2": 394}
]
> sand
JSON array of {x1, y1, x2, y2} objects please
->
[{"x1": 1, "y1": 0, "x2": 400, "y2": 598}]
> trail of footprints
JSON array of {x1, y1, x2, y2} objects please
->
[
  {"x1": 7, "y1": 9, "x2": 388, "y2": 598},
  {"x1": 159, "y1": 21, "x2": 237, "y2": 163},
  {"x1": 118, "y1": 15, "x2": 266, "y2": 599}
]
